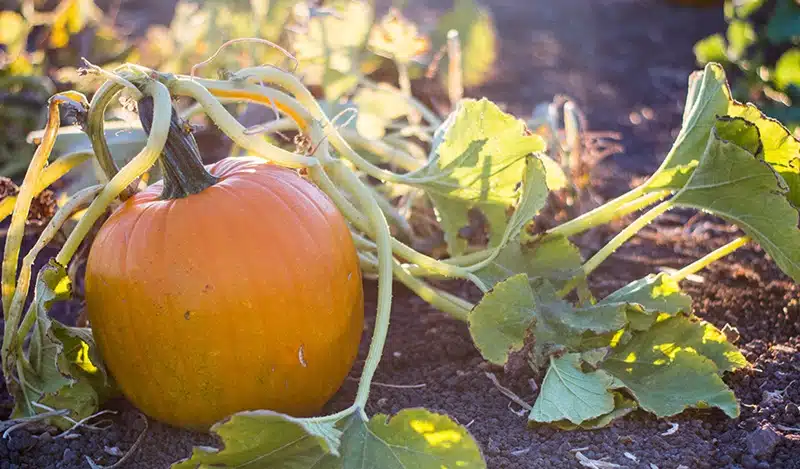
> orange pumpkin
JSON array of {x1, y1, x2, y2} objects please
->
[{"x1": 85, "y1": 101, "x2": 363, "y2": 430}]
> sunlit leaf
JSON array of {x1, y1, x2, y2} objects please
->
[
  {"x1": 412, "y1": 99, "x2": 546, "y2": 255},
  {"x1": 598, "y1": 273, "x2": 692, "y2": 330},
  {"x1": 644, "y1": 63, "x2": 729, "y2": 191},
  {"x1": 671, "y1": 117, "x2": 800, "y2": 282},
  {"x1": 529, "y1": 353, "x2": 615, "y2": 425},
  {"x1": 432, "y1": 0, "x2": 497, "y2": 87},
  {"x1": 12, "y1": 261, "x2": 111, "y2": 427},
  {"x1": 335, "y1": 409, "x2": 485, "y2": 469},
  {"x1": 601, "y1": 315, "x2": 744, "y2": 418},
  {"x1": 726, "y1": 96, "x2": 800, "y2": 207}
]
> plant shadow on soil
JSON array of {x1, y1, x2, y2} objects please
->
[{"x1": 2, "y1": 1, "x2": 800, "y2": 468}]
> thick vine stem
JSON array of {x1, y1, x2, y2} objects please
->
[
  {"x1": 545, "y1": 188, "x2": 671, "y2": 240},
  {"x1": 55, "y1": 80, "x2": 172, "y2": 266},
  {"x1": 9, "y1": 186, "x2": 103, "y2": 350},
  {"x1": 169, "y1": 79, "x2": 318, "y2": 168},
  {"x1": 222, "y1": 68, "x2": 418, "y2": 184},
  {"x1": 326, "y1": 159, "x2": 394, "y2": 409},
  {"x1": 393, "y1": 263, "x2": 472, "y2": 322},
  {"x1": 86, "y1": 81, "x2": 125, "y2": 186},
  {"x1": 2, "y1": 92, "x2": 88, "y2": 316},
  {"x1": 671, "y1": 236, "x2": 751, "y2": 282}
]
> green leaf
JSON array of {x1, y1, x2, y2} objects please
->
[
  {"x1": 468, "y1": 276, "x2": 626, "y2": 366},
  {"x1": 468, "y1": 274, "x2": 536, "y2": 365},
  {"x1": 601, "y1": 316, "x2": 743, "y2": 418},
  {"x1": 671, "y1": 117, "x2": 800, "y2": 282},
  {"x1": 766, "y1": 0, "x2": 800, "y2": 44},
  {"x1": 413, "y1": 98, "x2": 546, "y2": 255},
  {"x1": 13, "y1": 261, "x2": 111, "y2": 426},
  {"x1": 530, "y1": 353, "x2": 616, "y2": 425},
  {"x1": 336, "y1": 410, "x2": 485, "y2": 469},
  {"x1": 538, "y1": 154, "x2": 569, "y2": 191},
  {"x1": 693, "y1": 34, "x2": 727, "y2": 65},
  {"x1": 773, "y1": 49, "x2": 800, "y2": 91},
  {"x1": 645, "y1": 63, "x2": 730, "y2": 192},
  {"x1": 726, "y1": 21, "x2": 756, "y2": 60},
  {"x1": 171, "y1": 411, "x2": 341, "y2": 469},
  {"x1": 726, "y1": 97, "x2": 800, "y2": 207},
  {"x1": 473, "y1": 234, "x2": 582, "y2": 289},
  {"x1": 432, "y1": 0, "x2": 497, "y2": 88},
  {"x1": 598, "y1": 273, "x2": 692, "y2": 330},
  {"x1": 600, "y1": 273, "x2": 692, "y2": 314}
]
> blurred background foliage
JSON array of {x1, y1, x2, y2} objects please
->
[{"x1": 694, "y1": 0, "x2": 800, "y2": 131}]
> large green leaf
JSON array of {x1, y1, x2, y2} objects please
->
[
  {"x1": 671, "y1": 118, "x2": 800, "y2": 282},
  {"x1": 473, "y1": 234, "x2": 582, "y2": 289},
  {"x1": 644, "y1": 63, "x2": 730, "y2": 192},
  {"x1": 335, "y1": 410, "x2": 485, "y2": 469},
  {"x1": 601, "y1": 315, "x2": 744, "y2": 418},
  {"x1": 529, "y1": 353, "x2": 615, "y2": 425},
  {"x1": 171, "y1": 411, "x2": 341, "y2": 469},
  {"x1": 413, "y1": 99, "x2": 547, "y2": 254},
  {"x1": 432, "y1": 0, "x2": 497, "y2": 88}
]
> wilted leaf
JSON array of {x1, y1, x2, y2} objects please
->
[
  {"x1": 413, "y1": 99, "x2": 546, "y2": 254},
  {"x1": 171, "y1": 411, "x2": 341, "y2": 469},
  {"x1": 530, "y1": 353, "x2": 616, "y2": 425}
]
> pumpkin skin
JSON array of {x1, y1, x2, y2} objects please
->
[{"x1": 85, "y1": 156, "x2": 364, "y2": 430}]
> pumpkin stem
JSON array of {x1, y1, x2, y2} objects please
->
[{"x1": 138, "y1": 97, "x2": 218, "y2": 199}]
